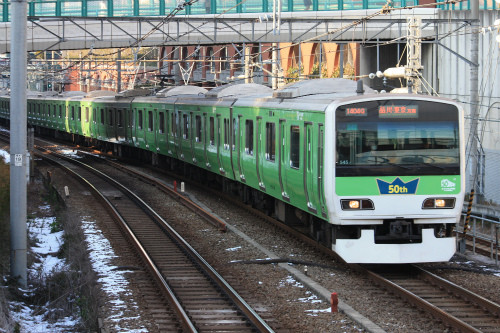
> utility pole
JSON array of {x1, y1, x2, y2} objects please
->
[
  {"x1": 10, "y1": 0, "x2": 28, "y2": 287},
  {"x1": 406, "y1": 16, "x2": 423, "y2": 93},
  {"x1": 469, "y1": 0, "x2": 480, "y2": 200}
]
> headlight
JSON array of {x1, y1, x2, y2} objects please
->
[
  {"x1": 422, "y1": 198, "x2": 455, "y2": 209},
  {"x1": 341, "y1": 199, "x2": 374, "y2": 210}
]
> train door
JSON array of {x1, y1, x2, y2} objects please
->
[
  {"x1": 304, "y1": 122, "x2": 318, "y2": 214},
  {"x1": 317, "y1": 124, "x2": 327, "y2": 218},
  {"x1": 216, "y1": 114, "x2": 225, "y2": 175},
  {"x1": 278, "y1": 119, "x2": 289, "y2": 202},
  {"x1": 283, "y1": 123, "x2": 304, "y2": 207},
  {"x1": 193, "y1": 113, "x2": 204, "y2": 165},
  {"x1": 230, "y1": 112, "x2": 240, "y2": 181},
  {"x1": 261, "y1": 120, "x2": 279, "y2": 196},
  {"x1": 255, "y1": 117, "x2": 265, "y2": 190}
]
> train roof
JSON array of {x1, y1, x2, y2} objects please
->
[{"x1": 233, "y1": 78, "x2": 375, "y2": 111}]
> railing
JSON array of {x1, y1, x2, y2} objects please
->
[
  {"x1": 459, "y1": 211, "x2": 499, "y2": 266},
  {"x1": 2, "y1": 0, "x2": 419, "y2": 22}
]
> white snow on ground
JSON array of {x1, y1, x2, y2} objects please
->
[
  {"x1": 0, "y1": 148, "x2": 9, "y2": 163},
  {"x1": 80, "y1": 218, "x2": 148, "y2": 332},
  {"x1": 9, "y1": 210, "x2": 79, "y2": 332}
]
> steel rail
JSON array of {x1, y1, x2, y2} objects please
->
[
  {"x1": 36, "y1": 144, "x2": 274, "y2": 333},
  {"x1": 33, "y1": 147, "x2": 198, "y2": 333}
]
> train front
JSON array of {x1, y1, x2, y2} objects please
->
[{"x1": 324, "y1": 95, "x2": 465, "y2": 263}]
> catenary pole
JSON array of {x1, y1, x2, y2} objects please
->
[
  {"x1": 469, "y1": 0, "x2": 480, "y2": 200},
  {"x1": 10, "y1": 0, "x2": 28, "y2": 287}
]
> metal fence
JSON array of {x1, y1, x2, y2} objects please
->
[
  {"x1": 459, "y1": 211, "x2": 499, "y2": 266},
  {"x1": 3, "y1": 0, "x2": 495, "y2": 22}
]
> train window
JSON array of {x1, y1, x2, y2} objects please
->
[
  {"x1": 245, "y1": 119, "x2": 253, "y2": 155},
  {"x1": 93, "y1": 109, "x2": 96, "y2": 123},
  {"x1": 138, "y1": 110, "x2": 143, "y2": 130},
  {"x1": 232, "y1": 118, "x2": 237, "y2": 150},
  {"x1": 85, "y1": 107, "x2": 89, "y2": 122},
  {"x1": 183, "y1": 114, "x2": 189, "y2": 139},
  {"x1": 209, "y1": 117, "x2": 215, "y2": 145},
  {"x1": 52, "y1": 105, "x2": 56, "y2": 117},
  {"x1": 265, "y1": 122, "x2": 276, "y2": 162},
  {"x1": 117, "y1": 109, "x2": 123, "y2": 128},
  {"x1": 59, "y1": 105, "x2": 62, "y2": 118},
  {"x1": 224, "y1": 118, "x2": 229, "y2": 149},
  {"x1": 195, "y1": 115, "x2": 201, "y2": 142},
  {"x1": 108, "y1": 109, "x2": 113, "y2": 126},
  {"x1": 148, "y1": 111, "x2": 153, "y2": 131},
  {"x1": 159, "y1": 112, "x2": 165, "y2": 134},
  {"x1": 78, "y1": 107, "x2": 81, "y2": 121},
  {"x1": 129, "y1": 110, "x2": 134, "y2": 128},
  {"x1": 71, "y1": 106, "x2": 75, "y2": 120},
  {"x1": 290, "y1": 125, "x2": 300, "y2": 169},
  {"x1": 100, "y1": 109, "x2": 104, "y2": 125}
]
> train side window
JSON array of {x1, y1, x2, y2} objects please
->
[
  {"x1": 117, "y1": 109, "x2": 123, "y2": 128},
  {"x1": 108, "y1": 109, "x2": 113, "y2": 126},
  {"x1": 265, "y1": 122, "x2": 276, "y2": 162},
  {"x1": 232, "y1": 118, "x2": 237, "y2": 151},
  {"x1": 85, "y1": 107, "x2": 89, "y2": 122},
  {"x1": 93, "y1": 109, "x2": 96, "y2": 123},
  {"x1": 245, "y1": 119, "x2": 253, "y2": 155},
  {"x1": 129, "y1": 110, "x2": 134, "y2": 128},
  {"x1": 138, "y1": 110, "x2": 143, "y2": 130},
  {"x1": 148, "y1": 111, "x2": 153, "y2": 131},
  {"x1": 51, "y1": 105, "x2": 55, "y2": 117},
  {"x1": 78, "y1": 107, "x2": 81, "y2": 121},
  {"x1": 224, "y1": 118, "x2": 229, "y2": 149},
  {"x1": 195, "y1": 115, "x2": 201, "y2": 142},
  {"x1": 209, "y1": 117, "x2": 215, "y2": 145},
  {"x1": 100, "y1": 109, "x2": 104, "y2": 125},
  {"x1": 290, "y1": 125, "x2": 300, "y2": 169},
  {"x1": 59, "y1": 105, "x2": 62, "y2": 118},
  {"x1": 71, "y1": 106, "x2": 75, "y2": 120},
  {"x1": 183, "y1": 113, "x2": 189, "y2": 139},
  {"x1": 159, "y1": 112, "x2": 165, "y2": 134}
]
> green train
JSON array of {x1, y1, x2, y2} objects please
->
[{"x1": 0, "y1": 79, "x2": 465, "y2": 263}]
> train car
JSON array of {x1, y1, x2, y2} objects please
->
[{"x1": 0, "y1": 79, "x2": 465, "y2": 264}]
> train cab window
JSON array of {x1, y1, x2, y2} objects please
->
[
  {"x1": 138, "y1": 110, "x2": 143, "y2": 130},
  {"x1": 85, "y1": 107, "x2": 89, "y2": 122},
  {"x1": 195, "y1": 115, "x2": 201, "y2": 142},
  {"x1": 100, "y1": 109, "x2": 105, "y2": 125},
  {"x1": 148, "y1": 111, "x2": 153, "y2": 131},
  {"x1": 71, "y1": 106, "x2": 75, "y2": 120},
  {"x1": 290, "y1": 125, "x2": 300, "y2": 169},
  {"x1": 224, "y1": 118, "x2": 229, "y2": 149},
  {"x1": 209, "y1": 117, "x2": 215, "y2": 145},
  {"x1": 159, "y1": 112, "x2": 165, "y2": 134},
  {"x1": 183, "y1": 113, "x2": 189, "y2": 139},
  {"x1": 108, "y1": 109, "x2": 113, "y2": 126},
  {"x1": 245, "y1": 119, "x2": 254, "y2": 155},
  {"x1": 117, "y1": 109, "x2": 123, "y2": 128},
  {"x1": 266, "y1": 122, "x2": 276, "y2": 162}
]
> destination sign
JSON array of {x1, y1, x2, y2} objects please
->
[
  {"x1": 345, "y1": 107, "x2": 367, "y2": 116},
  {"x1": 379, "y1": 105, "x2": 418, "y2": 118}
]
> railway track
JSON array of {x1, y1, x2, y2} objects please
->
[
  {"x1": 4, "y1": 132, "x2": 500, "y2": 332},
  {"x1": 26, "y1": 142, "x2": 274, "y2": 332},
  {"x1": 360, "y1": 264, "x2": 500, "y2": 333}
]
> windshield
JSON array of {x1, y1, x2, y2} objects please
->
[{"x1": 336, "y1": 100, "x2": 460, "y2": 177}]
